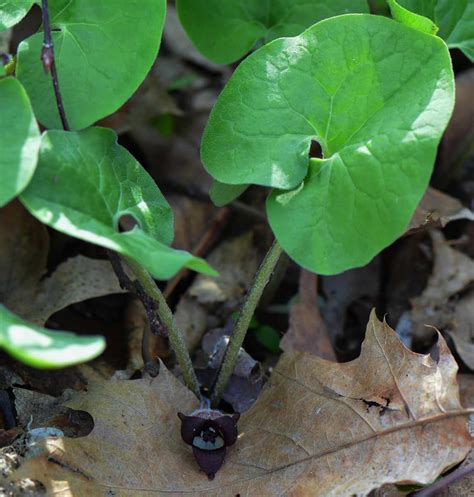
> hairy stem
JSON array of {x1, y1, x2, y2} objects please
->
[
  {"x1": 123, "y1": 256, "x2": 201, "y2": 399},
  {"x1": 211, "y1": 240, "x2": 283, "y2": 406},
  {"x1": 41, "y1": 0, "x2": 69, "y2": 130}
]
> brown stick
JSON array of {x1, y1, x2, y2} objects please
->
[{"x1": 163, "y1": 207, "x2": 231, "y2": 299}]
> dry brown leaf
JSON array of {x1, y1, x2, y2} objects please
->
[
  {"x1": 448, "y1": 292, "x2": 474, "y2": 371},
  {"x1": 407, "y1": 188, "x2": 474, "y2": 235},
  {"x1": 17, "y1": 255, "x2": 126, "y2": 324},
  {"x1": 411, "y1": 230, "x2": 474, "y2": 346},
  {"x1": 8, "y1": 311, "x2": 472, "y2": 496},
  {"x1": 282, "y1": 270, "x2": 336, "y2": 360},
  {"x1": 189, "y1": 232, "x2": 260, "y2": 305},
  {"x1": 432, "y1": 374, "x2": 474, "y2": 497},
  {"x1": 0, "y1": 202, "x2": 125, "y2": 324},
  {"x1": 174, "y1": 232, "x2": 261, "y2": 350}
]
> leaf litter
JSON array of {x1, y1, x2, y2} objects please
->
[{"x1": 5, "y1": 312, "x2": 472, "y2": 496}]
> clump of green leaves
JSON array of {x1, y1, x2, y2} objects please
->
[
  {"x1": 0, "y1": 0, "x2": 213, "y2": 369},
  {"x1": 0, "y1": 0, "x2": 470, "y2": 378}
]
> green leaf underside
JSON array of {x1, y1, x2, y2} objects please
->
[
  {"x1": 0, "y1": 304, "x2": 105, "y2": 368},
  {"x1": 177, "y1": 0, "x2": 369, "y2": 64},
  {"x1": 16, "y1": 0, "x2": 166, "y2": 130},
  {"x1": 203, "y1": 15, "x2": 454, "y2": 275},
  {"x1": 0, "y1": 77, "x2": 40, "y2": 207},
  {"x1": 0, "y1": 0, "x2": 34, "y2": 31},
  {"x1": 388, "y1": 0, "x2": 439, "y2": 35},
  {"x1": 399, "y1": 0, "x2": 474, "y2": 61},
  {"x1": 20, "y1": 128, "x2": 216, "y2": 279},
  {"x1": 210, "y1": 180, "x2": 249, "y2": 207}
]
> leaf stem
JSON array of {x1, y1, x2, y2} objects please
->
[
  {"x1": 122, "y1": 255, "x2": 202, "y2": 399},
  {"x1": 211, "y1": 240, "x2": 283, "y2": 406},
  {"x1": 41, "y1": 0, "x2": 70, "y2": 131}
]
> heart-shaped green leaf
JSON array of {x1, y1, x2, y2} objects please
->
[
  {"x1": 399, "y1": 0, "x2": 474, "y2": 61},
  {"x1": 0, "y1": 77, "x2": 40, "y2": 207},
  {"x1": 20, "y1": 128, "x2": 216, "y2": 279},
  {"x1": 202, "y1": 15, "x2": 454, "y2": 275},
  {"x1": 0, "y1": 0, "x2": 34, "y2": 31},
  {"x1": 0, "y1": 304, "x2": 105, "y2": 368},
  {"x1": 16, "y1": 0, "x2": 166, "y2": 130},
  {"x1": 177, "y1": 0, "x2": 369, "y2": 64}
]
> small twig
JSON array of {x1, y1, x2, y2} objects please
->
[
  {"x1": 411, "y1": 462, "x2": 474, "y2": 497},
  {"x1": 163, "y1": 207, "x2": 231, "y2": 299},
  {"x1": 41, "y1": 0, "x2": 70, "y2": 130},
  {"x1": 210, "y1": 240, "x2": 283, "y2": 406},
  {"x1": 122, "y1": 255, "x2": 202, "y2": 399}
]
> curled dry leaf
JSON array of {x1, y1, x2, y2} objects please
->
[
  {"x1": 411, "y1": 230, "x2": 474, "y2": 348},
  {"x1": 8, "y1": 311, "x2": 471, "y2": 496},
  {"x1": 448, "y1": 291, "x2": 474, "y2": 371},
  {"x1": 407, "y1": 187, "x2": 474, "y2": 236},
  {"x1": 0, "y1": 202, "x2": 125, "y2": 325}
]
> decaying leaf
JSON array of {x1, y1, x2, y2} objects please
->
[
  {"x1": 407, "y1": 187, "x2": 474, "y2": 235},
  {"x1": 411, "y1": 230, "x2": 474, "y2": 347},
  {"x1": 8, "y1": 311, "x2": 471, "y2": 496},
  {"x1": 0, "y1": 202, "x2": 125, "y2": 324}
]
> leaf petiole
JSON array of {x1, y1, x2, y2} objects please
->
[{"x1": 210, "y1": 239, "x2": 283, "y2": 406}]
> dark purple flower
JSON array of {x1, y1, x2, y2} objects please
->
[{"x1": 178, "y1": 409, "x2": 240, "y2": 479}]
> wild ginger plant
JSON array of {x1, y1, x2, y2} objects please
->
[{"x1": 0, "y1": 0, "x2": 471, "y2": 481}]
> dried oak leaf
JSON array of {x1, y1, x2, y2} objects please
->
[
  {"x1": 9, "y1": 311, "x2": 471, "y2": 497},
  {"x1": 0, "y1": 202, "x2": 125, "y2": 325}
]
